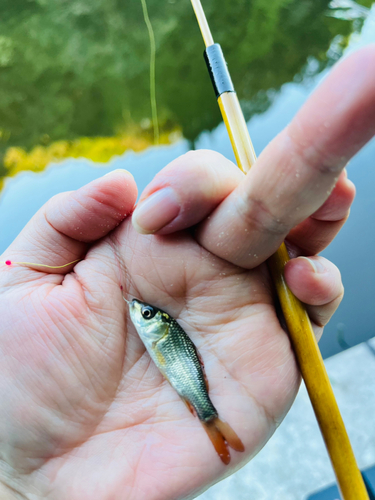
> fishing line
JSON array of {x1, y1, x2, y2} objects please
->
[
  {"x1": 2, "y1": 241, "x2": 130, "y2": 302},
  {"x1": 140, "y1": 0, "x2": 160, "y2": 146},
  {"x1": 1, "y1": 1, "x2": 157, "y2": 287},
  {"x1": 2, "y1": 245, "x2": 130, "y2": 302},
  {"x1": 1, "y1": 259, "x2": 81, "y2": 269}
]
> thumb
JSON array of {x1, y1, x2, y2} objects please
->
[{"x1": 1, "y1": 169, "x2": 137, "y2": 274}]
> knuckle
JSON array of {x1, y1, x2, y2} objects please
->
[
  {"x1": 166, "y1": 150, "x2": 240, "y2": 197},
  {"x1": 288, "y1": 123, "x2": 345, "y2": 176},
  {"x1": 182, "y1": 149, "x2": 225, "y2": 166},
  {"x1": 236, "y1": 192, "x2": 290, "y2": 237},
  {"x1": 169, "y1": 150, "x2": 225, "y2": 180},
  {"x1": 46, "y1": 193, "x2": 64, "y2": 205},
  {"x1": 43, "y1": 192, "x2": 68, "y2": 214}
]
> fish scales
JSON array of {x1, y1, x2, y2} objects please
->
[
  {"x1": 155, "y1": 317, "x2": 218, "y2": 422},
  {"x1": 126, "y1": 297, "x2": 244, "y2": 464}
]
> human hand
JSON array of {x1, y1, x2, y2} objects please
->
[{"x1": 0, "y1": 45, "x2": 374, "y2": 500}]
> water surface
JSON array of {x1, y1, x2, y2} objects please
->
[{"x1": 1, "y1": 1, "x2": 374, "y2": 357}]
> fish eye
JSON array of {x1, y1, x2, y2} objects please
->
[{"x1": 141, "y1": 306, "x2": 156, "y2": 320}]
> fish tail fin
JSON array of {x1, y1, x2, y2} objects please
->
[
  {"x1": 202, "y1": 419, "x2": 231, "y2": 465},
  {"x1": 214, "y1": 418, "x2": 245, "y2": 452},
  {"x1": 202, "y1": 417, "x2": 244, "y2": 465}
]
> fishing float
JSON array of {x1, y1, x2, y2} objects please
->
[{"x1": 190, "y1": 1, "x2": 369, "y2": 498}]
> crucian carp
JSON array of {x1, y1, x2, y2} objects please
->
[{"x1": 125, "y1": 297, "x2": 244, "y2": 464}]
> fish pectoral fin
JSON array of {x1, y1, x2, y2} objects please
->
[
  {"x1": 202, "y1": 417, "x2": 245, "y2": 465},
  {"x1": 181, "y1": 397, "x2": 197, "y2": 417}
]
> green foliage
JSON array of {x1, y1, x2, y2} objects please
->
[
  {"x1": 0, "y1": 0, "x2": 371, "y2": 176},
  {"x1": 351, "y1": 0, "x2": 373, "y2": 7}
]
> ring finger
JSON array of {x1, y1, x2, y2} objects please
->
[{"x1": 284, "y1": 255, "x2": 344, "y2": 339}]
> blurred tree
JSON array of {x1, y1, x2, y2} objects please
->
[{"x1": 0, "y1": 0, "x2": 370, "y2": 178}]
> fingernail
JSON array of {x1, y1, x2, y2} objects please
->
[
  {"x1": 132, "y1": 187, "x2": 180, "y2": 234},
  {"x1": 298, "y1": 256, "x2": 327, "y2": 274},
  {"x1": 346, "y1": 178, "x2": 356, "y2": 191},
  {"x1": 104, "y1": 169, "x2": 134, "y2": 178}
]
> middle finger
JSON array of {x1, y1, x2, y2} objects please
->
[{"x1": 196, "y1": 46, "x2": 375, "y2": 268}]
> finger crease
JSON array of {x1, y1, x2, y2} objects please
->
[
  {"x1": 287, "y1": 124, "x2": 345, "y2": 176},
  {"x1": 236, "y1": 193, "x2": 290, "y2": 237}
]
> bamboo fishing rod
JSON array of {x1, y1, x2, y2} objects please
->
[{"x1": 190, "y1": 1, "x2": 369, "y2": 499}]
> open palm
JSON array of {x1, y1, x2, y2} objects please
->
[
  {"x1": 0, "y1": 46, "x2": 374, "y2": 500},
  {"x1": 0, "y1": 210, "x2": 330, "y2": 500}
]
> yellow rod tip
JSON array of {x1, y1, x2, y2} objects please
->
[{"x1": 191, "y1": 0, "x2": 214, "y2": 47}]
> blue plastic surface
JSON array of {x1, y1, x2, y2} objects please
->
[{"x1": 307, "y1": 465, "x2": 375, "y2": 499}]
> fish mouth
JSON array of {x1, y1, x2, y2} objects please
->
[
  {"x1": 124, "y1": 298, "x2": 143, "y2": 324},
  {"x1": 129, "y1": 298, "x2": 142, "y2": 312},
  {"x1": 123, "y1": 297, "x2": 141, "y2": 307}
]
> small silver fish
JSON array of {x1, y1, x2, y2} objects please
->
[{"x1": 125, "y1": 297, "x2": 244, "y2": 464}]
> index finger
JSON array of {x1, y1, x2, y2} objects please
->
[{"x1": 196, "y1": 44, "x2": 375, "y2": 268}]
